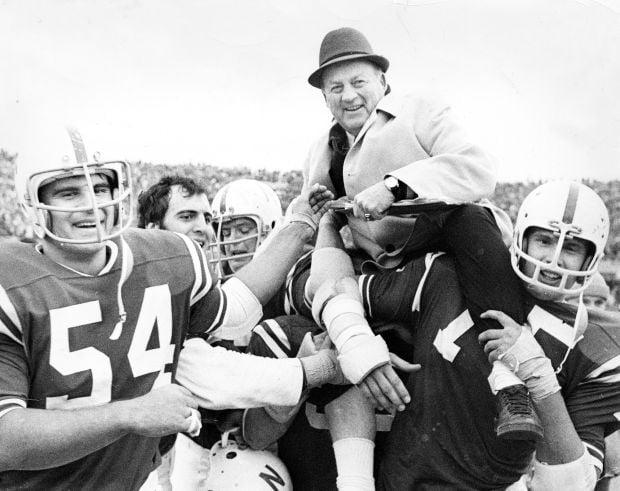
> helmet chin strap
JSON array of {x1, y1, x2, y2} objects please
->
[{"x1": 109, "y1": 237, "x2": 134, "y2": 340}]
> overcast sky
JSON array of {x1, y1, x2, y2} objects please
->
[{"x1": 1, "y1": 0, "x2": 619, "y2": 182}]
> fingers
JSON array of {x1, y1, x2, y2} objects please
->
[
  {"x1": 481, "y1": 339, "x2": 501, "y2": 356},
  {"x1": 186, "y1": 408, "x2": 202, "y2": 437},
  {"x1": 389, "y1": 353, "x2": 421, "y2": 373},
  {"x1": 480, "y1": 310, "x2": 516, "y2": 327},
  {"x1": 358, "y1": 365, "x2": 410, "y2": 413},
  {"x1": 378, "y1": 365, "x2": 411, "y2": 410},
  {"x1": 358, "y1": 374, "x2": 392, "y2": 412},
  {"x1": 351, "y1": 201, "x2": 386, "y2": 222},
  {"x1": 478, "y1": 329, "x2": 504, "y2": 344}
]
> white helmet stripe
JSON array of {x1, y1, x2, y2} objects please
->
[{"x1": 66, "y1": 126, "x2": 89, "y2": 164}]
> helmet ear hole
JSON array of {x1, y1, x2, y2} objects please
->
[{"x1": 206, "y1": 435, "x2": 292, "y2": 489}]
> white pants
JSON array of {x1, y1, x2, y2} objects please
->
[{"x1": 141, "y1": 435, "x2": 210, "y2": 490}]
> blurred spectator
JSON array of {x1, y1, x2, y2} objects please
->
[
  {"x1": 565, "y1": 271, "x2": 611, "y2": 310},
  {"x1": 2, "y1": 147, "x2": 620, "y2": 262}
]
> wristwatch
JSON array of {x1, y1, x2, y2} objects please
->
[{"x1": 384, "y1": 176, "x2": 401, "y2": 199}]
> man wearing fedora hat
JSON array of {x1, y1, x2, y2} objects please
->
[{"x1": 293, "y1": 25, "x2": 545, "y2": 487}]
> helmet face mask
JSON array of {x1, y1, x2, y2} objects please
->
[
  {"x1": 15, "y1": 126, "x2": 133, "y2": 244},
  {"x1": 209, "y1": 180, "x2": 282, "y2": 277},
  {"x1": 511, "y1": 181, "x2": 609, "y2": 299}
]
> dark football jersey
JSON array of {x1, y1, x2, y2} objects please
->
[
  {"x1": 0, "y1": 228, "x2": 227, "y2": 490},
  {"x1": 357, "y1": 253, "x2": 620, "y2": 490},
  {"x1": 248, "y1": 315, "x2": 338, "y2": 491}
]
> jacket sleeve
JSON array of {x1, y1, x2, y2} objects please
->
[{"x1": 388, "y1": 97, "x2": 497, "y2": 203}]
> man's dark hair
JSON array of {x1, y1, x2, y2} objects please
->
[{"x1": 137, "y1": 175, "x2": 208, "y2": 228}]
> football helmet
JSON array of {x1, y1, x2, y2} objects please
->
[
  {"x1": 14, "y1": 125, "x2": 132, "y2": 243},
  {"x1": 511, "y1": 180, "x2": 609, "y2": 298},
  {"x1": 210, "y1": 179, "x2": 282, "y2": 276},
  {"x1": 205, "y1": 431, "x2": 292, "y2": 490}
]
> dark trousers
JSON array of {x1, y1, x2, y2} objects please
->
[{"x1": 398, "y1": 203, "x2": 526, "y2": 331}]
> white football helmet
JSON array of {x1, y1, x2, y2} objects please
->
[
  {"x1": 511, "y1": 180, "x2": 609, "y2": 298},
  {"x1": 205, "y1": 431, "x2": 292, "y2": 490},
  {"x1": 13, "y1": 125, "x2": 132, "y2": 243},
  {"x1": 210, "y1": 179, "x2": 282, "y2": 275}
]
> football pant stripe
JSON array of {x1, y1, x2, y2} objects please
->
[
  {"x1": 0, "y1": 398, "x2": 26, "y2": 419},
  {"x1": 412, "y1": 252, "x2": 444, "y2": 312},
  {"x1": 0, "y1": 285, "x2": 22, "y2": 335},
  {"x1": 358, "y1": 274, "x2": 373, "y2": 318},
  {"x1": 584, "y1": 442, "x2": 604, "y2": 472},
  {"x1": 253, "y1": 320, "x2": 292, "y2": 358},
  {"x1": 261, "y1": 319, "x2": 293, "y2": 353},
  {"x1": 583, "y1": 355, "x2": 620, "y2": 381}
]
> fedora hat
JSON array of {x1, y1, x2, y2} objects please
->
[{"x1": 308, "y1": 27, "x2": 389, "y2": 88}]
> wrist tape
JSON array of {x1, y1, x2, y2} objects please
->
[
  {"x1": 300, "y1": 350, "x2": 339, "y2": 388},
  {"x1": 499, "y1": 328, "x2": 560, "y2": 401},
  {"x1": 289, "y1": 212, "x2": 317, "y2": 234}
]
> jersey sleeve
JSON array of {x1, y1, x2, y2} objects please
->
[
  {"x1": 174, "y1": 233, "x2": 227, "y2": 335},
  {"x1": 0, "y1": 289, "x2": 29, "y2": 417},
  {"x1": 564, "y1": 366, "x2": 620, "y2": 471}
]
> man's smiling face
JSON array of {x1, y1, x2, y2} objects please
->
[{"x1": 321, "y1": 60, "x2": 386, "y2": 137}]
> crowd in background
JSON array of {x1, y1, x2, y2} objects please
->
[{"x1": 2, "y1": 150, "x2": 619, "y2": 308}]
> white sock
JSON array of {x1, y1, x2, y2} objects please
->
[
  {"x1": 332, "y1": 437, "x2": 375, "y2": 491},
  {"x1": 488, "y1": 360, "x2": 524, "y2": 394}
]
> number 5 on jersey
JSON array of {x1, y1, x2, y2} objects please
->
[{"x1": 47, "y1": 285, "x2": 175, "y2": 409}]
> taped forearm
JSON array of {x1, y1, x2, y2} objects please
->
[
  {"x1": 176, "y1": 338, "x2": 303, "y2": 409},
  {"x1": 217, "y1": 277, "x2": 263, "y2": 341},
  {"x1": 317, "y1": 288, "x2": 390, "y2": 384},
  {"x1": 499, "y1": 327, "x2": 561, "y2": 402}
]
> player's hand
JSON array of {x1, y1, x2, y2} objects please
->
[
  {"x1": 319, "y1": 208, "x2": 347, "y2": 231},
  {"x1": 352, "y1": 181, "x2": 395, "y2": 221},
  {"x1": 290, "y1": 183, "x2": 335, "y2": 235},
  {"x1": 478, "y1": 310, "x2": 524, "y2": 363},
  {"x1": 124, "y1": 384, "x2": 200, "y2": 437},
  {"x1": 357, "y1": 354, "x2": 420, "y2": 413}
]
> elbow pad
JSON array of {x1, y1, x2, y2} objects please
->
[
  {"x1": 530, "y1": 445, "x2": 598, "y2": 491},
  {"x1": 217, "y1": 277, "x2": 263, "y2": 341}
]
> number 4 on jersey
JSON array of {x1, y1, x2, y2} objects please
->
[{"x1": 47, "y1": 285, "x2": 175, "y2": 409}]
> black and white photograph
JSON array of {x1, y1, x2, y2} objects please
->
[{"x1": 1, "y1": 1, "x2": 620, "y2": 489}]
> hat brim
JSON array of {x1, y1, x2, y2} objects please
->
[{"x1": 308, "y1": 53, "x2": 390, "y2": 88}]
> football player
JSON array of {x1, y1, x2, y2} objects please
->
[
  {"x1": 0, "y1": 124, "x2": 341, "y2": 490},
  {"x1": 307, "y1": 180, "x2": 619, "y2": 489},
  {"x1": 137, "y1": 175, "x2": 215, "y2": 251},
  {"x1": 210, "y1": 178, "x2": 283, "y2": 278},
  {"x1": 152, "y1": 179, "x2": 283, "y2": 489}
]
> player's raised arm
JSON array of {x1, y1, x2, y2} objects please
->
[{"x1": 232, "y1": 183, "x2": 333, "y2": 304}]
